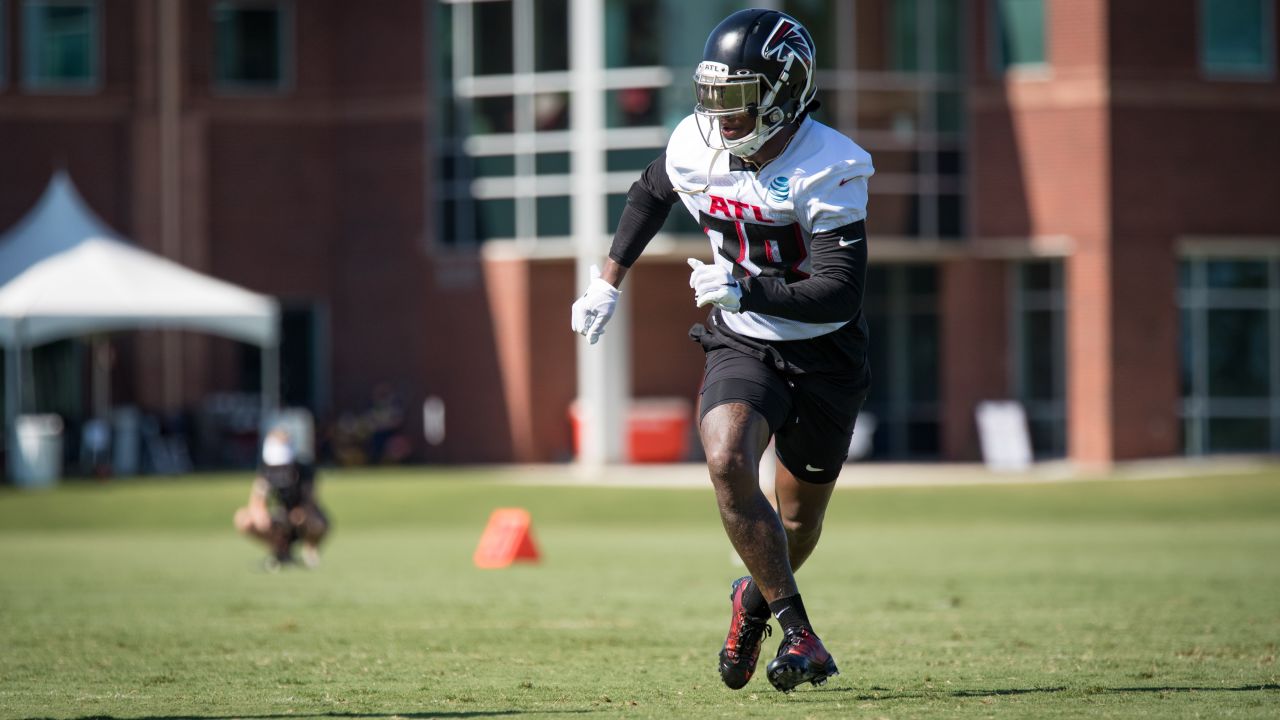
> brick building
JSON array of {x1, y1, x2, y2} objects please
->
[{"x1": 1, "y1": 0, "x2": 1277, "y2": 470}]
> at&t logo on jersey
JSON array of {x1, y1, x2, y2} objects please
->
[{"x1": 766, "y1": 176, "x2": 790, "y2": 203}]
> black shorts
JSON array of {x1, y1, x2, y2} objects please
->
[{"x1": 698, "y1": 348, "x2": 869, "y2": 484}]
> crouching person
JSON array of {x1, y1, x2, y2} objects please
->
[{"x1": 233, "y1": 429, "x2": 330, "y2": 570}]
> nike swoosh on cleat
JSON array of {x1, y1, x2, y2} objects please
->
[{"x1": 805, "y1": 464, "x2": 824, "y2": 472}]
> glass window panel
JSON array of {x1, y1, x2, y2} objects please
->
[
  {"x1": 1021, "y1": 261, "x2": 1055, "y2": 292},
  {"x1": 471, "y1": 96, "x2": 515, "y2": 134},
  {"x1": 856, "y1": 90, "x2": 922, "y2": 136},
  {"x1": 1022, "y1": 309, "x2": 1058, "y2": 401},
  {"x1": 605, "y1": 0, "x2": 659, "y2": 68},
  {"x1": 937, "y1": 149, "x2": 963, "y2": 176},
  {"x1": 607, "y1": 193, "x2": 628, "y2": 233},
  {"x1": 935, "y1": 91, "x2": 964, "y2": 133},
  {"x1": 1027, "y1": 417, "x2": 1065, "y2": 459},
  {"x1": 472, "y1": 154, "x2": 515, "y2": 178},
  {"x1": 908, "y1": 313, "x2": 938, "y2": 402},
  {"x1": 1206, "y1": 308, "x2": 1270, "y2": 397},
  {"x1": 606, "y1": 87, "x2": 661, "y2": 128},
  {"x1": 933, "y1": 0, "x2": 962, "y2": 74},
  {"x1": 1202, "y1": 0, "x2": 1271, "y2": 75},
  {"x1": 472, "y1": 1, "x2": 513, "y2": 76},
  {"x1": 476, "y1": 198, "x2": 515, "y2": 240},
  {"x1": 995, "y1": 0, "x2": 1045, "y2": 69},
  {"x1": 534, "y1": 0, "x2": 569, "y2": 72},
  {"x1": 439, "y1": 198, "x2": 461, "y2": 245},
  {"x1": 536, "y1": 196, "x2": 571, "y2": 236},
  {"x1": 607, "y1": 148, "x2": 660, "y2": 172},
  {"x1": 906, "y1": 420, "x2": 939, "y2": 456},
  {"x1": 1178, "y1": 258, "x2": 1192, "y2": 290},
  {"x1": 214, "y1": 3, "x2": 285, "y2": 88},
  {"x1": 22, "y1": 1, "x2": 97, "y2": 88},
  {"x1": 936, "y1": 194, "x2": 963, "y2": 237},
  {"x1": 1179, "y1": 308, "x2": 1193, "y2": 397},
  {"x1": 536, "y1": 152, "x2": 571, "y2": 174},
  {"x1": 890, "y1": 0, "x2": 918, "y2": 72},
  {"x1": 906, "y1": 264, "x2": 937, "y2": 295},
  {"x1": 534, "y1": 92, "x2": 570, "y2": 130},
  {"x1": 864, "y1": 264, "x2": 889, "y2": 303},
  {"x1": 1207, "y1": 417, "x2": 1271, "y2": 453},
  {"x1": 1206, "y1": 259, "x2": 1269, "y2": 289}
]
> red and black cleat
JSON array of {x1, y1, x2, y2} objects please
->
[
  {"x1": 765, "y1": 626, "x2": 839, "y2": 693},
  {"x1": 718, "y1": 576, "x2": 772, "y2": 690}
]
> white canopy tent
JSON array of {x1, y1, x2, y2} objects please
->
[{"x1": 0, "y1": 171, "x2": 280, "y2": 475}]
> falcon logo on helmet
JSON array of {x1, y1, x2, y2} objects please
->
[{"x1": 762, "y1": 18, "x2": 814, "y2": 67}]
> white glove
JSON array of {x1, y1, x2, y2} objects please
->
[
  {"x1": 570, "y1": 264, "x2": 620, "y2": 344},
  {"x1": 687, "y1": 258, "x2": 742, "y2": 312}
]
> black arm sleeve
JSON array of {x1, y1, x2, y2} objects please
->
[
  {"x1": 607, "y1": 153, "x2": 679, "y2": 268},
  {"x1": 737, "y1": 220, "x2": 868, "y2": 324}
]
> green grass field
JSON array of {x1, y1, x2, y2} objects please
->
[{"x1": 1, "y1": 466, "x2": 1278, "y2": 719}]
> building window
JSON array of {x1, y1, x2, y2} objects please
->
[
  {"x1": 1013, "y1": 260, "x2": 1066, "y2": 458},
  {"x1": 992, "y1": 0, "x2": 1045, "y2": 71},
  {"x1": 863, "y1": 264, "x2": 940, "y2": 459},
  {"x1": 21, "y1": 0, "x2": 98, "y2": 91},
  {"x1": 839, "y1": 0, "x2": 966, "y2": 242},
  {"x1": 213, "y1": 0, "x2": 291, "y2": 92},
  {"x1": 1180, "y1": 255, "x2": 1280, "y2": 454},
  {"x1": 436, "y1": 0, "x2": 685, "y2": 246},
  {"x1": 1201, "y1": 0, "x2": 1274, "y2": 78}
]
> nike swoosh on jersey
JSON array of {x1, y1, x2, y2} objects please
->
[
  {"x1": 838, "y1": 176, "x2": 857, "y2": 186},
  {"x1": 838, "y1": 237, "x2": 864, "y2": 247}
]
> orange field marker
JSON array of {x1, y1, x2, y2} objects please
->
[{"x1": 473, "y1": 507, "x2": 541, "y2": 568}]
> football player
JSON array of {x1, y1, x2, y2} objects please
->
[
  {"x1": 233, "y1": 429, "x2": 330, "y2": 570},
  {"x1": 571, "y1": 8, "x2": 873, "y2": 693}
]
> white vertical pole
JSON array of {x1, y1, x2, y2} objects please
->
[{"x1": 571, "y1": 0, "x2": 628, "y2": 468}]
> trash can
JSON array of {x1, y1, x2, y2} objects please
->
[{"x1": 12, "y1": 414, "x2": 64, "y2": 488}]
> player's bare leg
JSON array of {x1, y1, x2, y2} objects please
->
[
  {"x1": 771, "y1": 458, "x2": 837, "y2": 572},
  {"x1": 701, "y1": 402, "x2": 807, "y2": 689},
  {"x1": 700, "y1": 402, "x2": 797, "y2": 603}
]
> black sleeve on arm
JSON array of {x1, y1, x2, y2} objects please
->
[
  {"x1": 608, "y1": 152, "x2": 679, "y2": 268},
  {"x1": 737, "y1": 220, "x2": 868, "y2": 323}
]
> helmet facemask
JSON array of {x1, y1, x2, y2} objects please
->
[{"x1": 693, "y1": 61, "x2": 786, "y2": 158}]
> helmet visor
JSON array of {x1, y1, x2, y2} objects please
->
[{"x1": 694, "y1": 73, "x2": 760, "y2": 115}]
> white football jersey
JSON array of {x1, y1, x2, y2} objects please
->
[{"x1": 665, "y1": 114, "x2": 874, "y2": 341}]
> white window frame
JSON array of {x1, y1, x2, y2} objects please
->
[
  {"x1": 20, "y1": 0, "x2": 100, "y2": 93},
  {"x1": 1199, "y1": 0, "x2": 1276, "y2": 80},
  {"x1": 211, "y1": 0, "x2": 294, "y2": 95}
]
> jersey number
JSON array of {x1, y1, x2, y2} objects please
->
[{"x1": 700, "y1": 212, "x2": 809, "y2": 283}]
